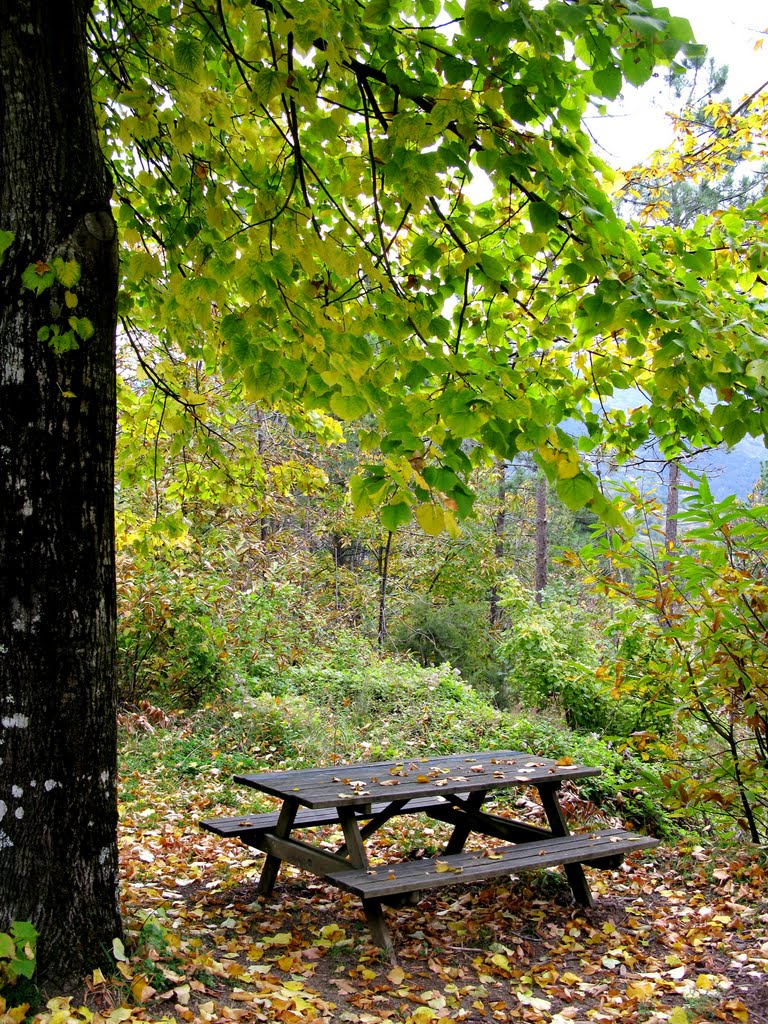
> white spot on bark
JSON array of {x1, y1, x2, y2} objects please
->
[
  {"x1": 0, "y1": 801, "x2": 6, "y2": 821},
  {"x1": 11, "y1": 786, "x2": 22, "y2": 798},
  {"x1": 44, "y1": 779, "x2": 59, "y2": 791},
  {"x1": 0, "y1": 645, "x2": 7, "y2": 654},
  {"x1": 29, "y1": 780, "x2": 36, "y2": 787},
  {"x1": 1, "y1": 714, "x2": 28, "y2": 728},
  {"x1": 14, "y1": 808, "x2": 23, "y2": 819},
  {"x1": 99, "y1": 846, "x2": 109, "y2": 865},
  {"x1": 21, "y1": 500, "x2": 32, "y2": 517},
  {"x1": 0, "y1": 830, "x2": 13, "y2": 849},
  {"x1": 100, "y1": 771, "x2": 110, "y2": 786}
]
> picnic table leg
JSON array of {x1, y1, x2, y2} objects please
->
[
  {"x1": 257, "y1": 797, "x2": 299, "y2": 896},
  {"x1": 537, "y1": 782, "x2": 594, "y2": 908},
  {"x1": 338, "y1": 807, "x2": 396, "y2": 957},
  {"x1": 444, "y1": 790, "x2": 487, "y2": 855}
]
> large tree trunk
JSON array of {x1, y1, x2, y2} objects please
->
[{"x1": 0, "y1": 0, "x2": 122, "y2": 988}]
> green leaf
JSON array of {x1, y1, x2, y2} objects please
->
[
  {"x1": 592, "y1": 65, "x2": 623, "y2": 101},
  {"x1": 0, "y1": 229, "x2": 14, "y2": 264},
  {"x1": 682, "y1": 249, "x2": 713, "y2": 275},
  {"x1": 0, "y1": 933, "x2": 15, "y2": 959},
  {"x1": 174, "y1": 36, "x2": 204, "y2": 76},
  {"x1": 556, "y1": 472, "x2": 595, "y2": 511},
  {"x1": 21, "y1": 261, "x2": 56, "y2": 295},
  {"x1": 480, "y1": 253, "x2": 506, "y2": 282},
  {"x1": 624, "y1": 14, "x2": 667, "y2": 38},
  {"x1": 529, "y1": 201, "x2": 559, "y2": 234},
  {"x1": 69, "y1": 316, "x2": 95, "y2": 341},
  {"x1": 329, "y1": 393, "x2": 369, "y2": 421},
  {"x1": 12, "y1": 956, "x2": 35, "y2": 979},
  {"x1": 381, "y1": 501, "x2": 412, "y2": 531}
]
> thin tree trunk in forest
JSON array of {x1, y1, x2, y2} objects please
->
[
  {"x1": 377, "y1": 531, "x2": 393, "y2": 648},
  {"x1": 665, "y1": 459, "x2": 680, "y2": 551},
  {"x1": 0, "y1": 0, "x2": 122, "y2": 987},
  {"x1": 489, "y1": 462, "x2": 507, "y2": 627},
  {"x1": 534, "y1": 474, "x2": 548, "y2": 605}
]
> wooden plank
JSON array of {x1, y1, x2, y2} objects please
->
[
  {"x1": 260, "y1": 834, "x2": 355, "y2": 876},
  {"x1": 234, "y1": 751, "x2": 524, "y2": 790},
  {"x1": 200, "y1": 795, "x2": 456, "y2": 841},
  {"x1": 324, "y1": 829, "x2": 659, "y2": 900},
  {"x1": 426, "y1": 803, "x2": 553, "y2": 843},
  {"x1": 235, "y1": 752, "x2": 600, "y2": 809}
]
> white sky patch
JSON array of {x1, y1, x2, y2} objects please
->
[
  {"x1": 44, "y1": 779, "x2": 59, "y2": 791},
  {"x1": 0, "y1": 801, "x2": 6, "y2": 822},
  {"x1": 11, "y1": 786, "x2": 22, "y2": 798},
  {"x1": 0, "y1": 830, "x2": 13, "y2": 849}
]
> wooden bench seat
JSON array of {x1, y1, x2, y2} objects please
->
[
  {"x1": 200, "y1": 795, "x2": 456, "y2": 843},
  {"x1": 324, "y1": 828, "x2": 659, "y2": 900}
]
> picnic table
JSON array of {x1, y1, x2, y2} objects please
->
[{"x1": 201, "y1": 749, "x2": 658, "y2": 953}]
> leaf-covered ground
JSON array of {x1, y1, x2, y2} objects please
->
[{"x1": 16, "y1": 751, "x2": 767, "y2": 1024}]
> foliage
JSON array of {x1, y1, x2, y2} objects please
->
[
  {"x1": 580, "y1": 477, "x2": 768, "y2": 843},
  {"x1": 82, "y1": 0, "x2": 768, "y2": 532},
  {"x1": 494, "y1": 579, "x2": 646, "y2": 735},
  {"x1": 621, "y1": 57, "x2": 765, "y2": 227},
  {"x1": 392, "y1": 597, "x2": 501, "y2": 691},
  {"x1": 0, "y1": 921, "x2": 37, "y2": 1006}
]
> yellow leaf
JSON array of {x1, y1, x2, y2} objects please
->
[
  {"x1": 410, "y1": 1008, "x2": 438, "y2": 1024},
  {"x1": 112, "y1": 937, "x2": 128, "y2": 962},
  {"x1": 131, "y1": 976, "x2": 157, "y2": 1003},
  {"x1": 387, "y1": 966, "x2": 406, "y2": 985},
  {"x1": 64, "y1": 290, "x2": 78, "y2": 309},
  {"x1": 414, "y1": 503, "x2": 445, "y2": 537},
  {"x1": 106, "y1": 1009, "x2": 134, "y2": 1023},
  {"x1": 696, "y1": 974, "x2": 715, "y2": 991},
  {"x1": 668, "y1": 1008, "x2": 689, "y2": 1024},
  {"x1": 91, "y1": 967, "x2": 107, "y2": 985},
  {"x1": 626, "y1": 980, "x2": 655, "y2": 1000}
]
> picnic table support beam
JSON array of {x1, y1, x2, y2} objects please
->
[
  {"x1": 338, "y1": 806, "x2": 396, "y2": 957},
  {"x1": 537, "y1": 783, "x2": 594, "y2": 909},
  {"x1": 444, "y1": 790, "x2": 487, "y2": 855},
  {"x1": 257, "y1": 796, "x2": 298, "y2": 896}
]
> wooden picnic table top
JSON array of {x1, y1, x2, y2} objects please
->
[{"x1": 235, "y1": 749, "x2": 600, "y2": 809}]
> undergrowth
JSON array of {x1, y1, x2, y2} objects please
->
[{"x1": 120, "y1": 653, "x2": 676, "y2": 837}]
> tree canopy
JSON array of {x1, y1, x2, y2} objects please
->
[{"x1": 91, "y1": 0, "x2": 766, "y2": 530}]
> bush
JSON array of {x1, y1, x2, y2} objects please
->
[{"x1": 392, "y1": 598, "x2": 502, "y2": 692}]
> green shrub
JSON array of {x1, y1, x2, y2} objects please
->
[
  {"x1": 392, "y1": 598, "x2": 501, "y2": 692},
  {"x1": 0, "y1": 921, "x2": 37, "y2": 1008}
]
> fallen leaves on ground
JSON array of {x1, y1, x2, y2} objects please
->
[{"x1": 16, "y1": 769, "x2": 768, "y2": 1024}]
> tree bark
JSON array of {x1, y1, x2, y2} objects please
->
[
  {"x1": 534, "y1": 473, "x2": 548, "y2": 605},
  {"x1": 0, "y1": 0, "x2": 122, "y2": 987},
  {"x1": 665, "y1": 459, "x2": 680, "y2": 551},
  {"x1": 489, "y1": 461, "x2": 507, "y2": 628}
]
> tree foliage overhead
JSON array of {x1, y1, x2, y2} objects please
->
[{"x1": 87, "y1": 0, "x2": 768, "y2": 531}]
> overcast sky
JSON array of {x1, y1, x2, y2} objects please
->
[{"x1": 587, "y1": 0, "x2": 768, "y2": 167}]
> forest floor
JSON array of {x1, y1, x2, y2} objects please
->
[{"x1": 24, "y1": 760, "x2": 768, "y2": 1024}]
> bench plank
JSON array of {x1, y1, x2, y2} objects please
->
[
  {"x1": 200, "y1": 795, "x2": 457, "y2": 842},
  {"x1": 324, "y1": 829, "x2": 659, "y2": 899}
]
